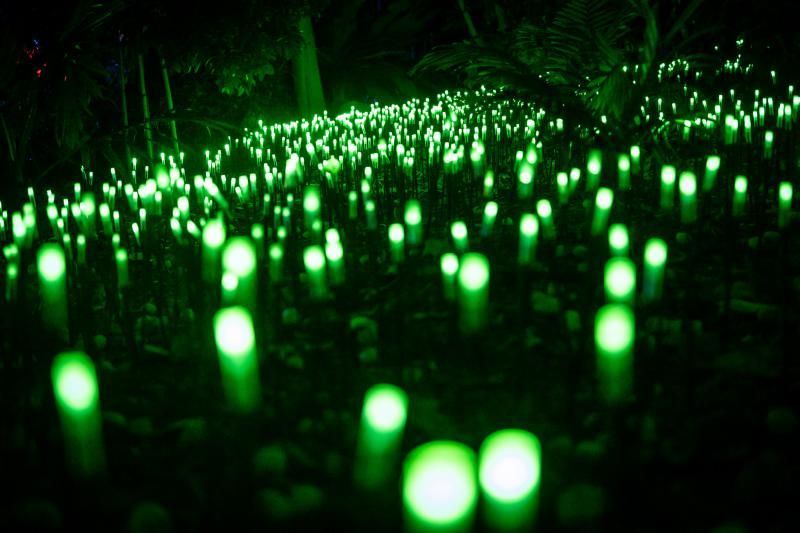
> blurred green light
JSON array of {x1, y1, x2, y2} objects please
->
[
  {"x1": 38, "y1": 244, "x2": 66, "y2": 282},
  {"x1": 479, "y1": 429, "x2": 541, "y2": 503},
  {"x1": 363, "y1": 384, "x2": 408, "y2": 433},
  {"x1": 404, "y1": 441, "x2": 477, "y2": 528},
  {"x1": 214, "y1": 306, "x2": 255, "y2": 358}
]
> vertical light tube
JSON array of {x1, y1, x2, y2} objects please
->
[
  {"x1": 51, "y1": 351, "x2": 105, "y2": 477},
  {"x1": 403, "y1": 441, "x2": 477, "y2": 533},
  {"x1": 38, "y1": 244, "x2": 68, "y2": 341},
  {"x1": 595, "y1": 304, "x2": 635, "y2": 405},
  {"x1": 355, "y1": 384, "x2": 409, "y2": 489},
  {"x1": 213, "y1": 306, "x2": 261, "y2": 413},
  {"x1": 479, "y1": 429, "x2": 541, "y2": 531},
  {"x1": 458, "y1": 253, "x2": 489, "y2": 334}
]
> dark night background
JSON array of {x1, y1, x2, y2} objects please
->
[{"x1": 1, "y1": 0, "x2": 798, "y2": 198}]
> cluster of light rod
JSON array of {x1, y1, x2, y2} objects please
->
[
  {"x1": 213, "y1": 306, "x2": 261, "y2": 412},
  {"x1": 608, "y1": 224, "x2": 629, "y2": 256},
  {"x1": 595, "y1": 304, "x2": 635, "y2": 405},
  {"x1": 458, "y1": 253, "x2": 489, "y2": 334},
  {"x1": 604, "y1": 258, "x2": 636, "y2": 304},
  {"x1": 679, "y1": 171, "x2": 698, "y2": 224},
  {"x1": 51, "y1": 351, "x2": 105, "y2": 477},
  {"x1": 325, "y1": 229, "x2": 345, "y2": 286},
  {"x1": 222, "y1": 237, "x2": 258, "y2": 310},
  {"x1": 37, "y1": 244, "x2": 68, "y2": 341},
  {"x1": 355, "y1": 384, "x2": 409, "y2": 489},
  {"x1": 403, "y1": 441, "x2": 477, "y2": 532},
  {"x1": 643, "y1": 239, "x2": 668, "y2": 304},
  {"x1": 479, "y1": 429, "x2": 541, "y2": 531}
]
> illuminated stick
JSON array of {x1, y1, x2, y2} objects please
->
[
  {"x1": 440, "y1": 253, "x2": 459, "y2": 301},
  {"x1": 536, "y1": 200, "x2": 554, "y2": 240},
  {"x1": 642, "y1": 239, "x2": 667, "y2": 303},
  {"x1": 202, "y1": 217, "x2": 226, "y2": 284},
  {"x1": 595, "y1": 304, "x2": 635, "y2": 405},
  {"x1": 660, "y1": 166, "x2": 676, "y2": 211},
  {"x1": 617, "y1": 154, "x2": 631, "y2": 191},
  {"x1": 325, "y1": 231, "x2": 345, "y2": 285},
  {"x1": 703, "y1": 155, "x2": 720, "y2": 192},
  {"x1": 303, "y1": 245, "x2": 328, "y2": 300},
  {"x1": 778, "y1": 182, "x2": 793, "y2": 228},
  {"x1": 458, "y1": 253, "x2": 489, "y2": 334},
  {"x1": 269, "y1": 243, "x2": 284, "y2": 284},
  {"x1": 51, "y1": 351, "x2": 105, "y2": 477},
  {"x1": 591, "y1": 188, "x2": 614, "y2": 236},
  {"x1": 405, "y1": 199, "x2": 423, "y2": 246},
  {"x1": 518, "y1": 214, "x2": 538, "y2": 266},
  {"x1": 451, "y1": 221, "x2": 468, "y2": 254},
  {"x1": 679, "y1": 171, "x2": 697, "y2": 224},
  {"x1": 37, "y1": 244, "x2": 68, "y2": 341},
  {"x1": 213, "y1": 306, "x2": 261, "y2": 413},
  {"x1": 733, "y1": 175, "x2": 748, "y2": 217},
  {"x1": 354, "y1": 384, "x2": 409, "y2": 489},
  {"x1": 481, "y1": 202, "x2": 498, "y2": 237},
  {"x1": 630, "y1": 145, "x2": 641, "y2": 174},
  {"x1": 479, "y1": 429, "x2": 541, "y2": 531},
  {"x1": 389, "y1": 223, "x2": 406, "y2": 263},
  {"x1": 604, "y1": 257, "x2": 636, "y2": 304},
  {"x1": 403, "y1": 441, "x2": 477, "y2": 533},
  {"x1": 608, "y1": 224, "x2": 629, "y2": 256},
  {"x1": 587, "y1": 149, "x2": 602, "y2": 190},
  {"x1": 557, "y1": 172, "x2": 569, "y2": 205},
  {"x1": 517, "y1": 162, "x2": 534, "y2": 200}
]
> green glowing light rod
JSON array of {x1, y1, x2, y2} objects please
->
[
  {"x1": 458, "y1": 253, "x2": 489, "y2": 334},
  {"x1": 38, "y1": 244, "x2": 68, "y2": 341},
  {"x1": 608, "y1": 224, "x2": 629, "y2": 256},
  {"x1": 355, "y1": 384, "x2": 409, "y2": 489},
  {"x1": 595, "y1": 303, "x2": 635, "y2": 405},
  {"x1": 403, "y1": 441, "x2": 477, "y2": 533},
  {"x1": 778, "y1": 182, "x2": 793, "y2": 228},
  {"x1": 202, "y1": 216, "x2": 226, "y2": 284},
  {"x1": 679, "y1": 171, "x2": 698, "y2": 224},
  {"x1": 591, "y1": 188, "x2": 614, "y2": 236},
  {"x1": 660, "y1": 166, "x2": 676, "y2": 211},
  {"x1": 51, "y1": 351, "x2": 105, "y2": 477},
  {"x1": 441, "y1": 253, "x2": 459, "y2": 301},
  {"x1": 604, "y1": 257, "x2": 636, "y2": 304},
  {"x1": 304, "y1": 245, "x2": 328, "y2": 300},
  {"x1": 213, "y1": 306, "x2": 261, "y2": 413},
  {"x1": 479, "y1": 429, "x2": 541, "y2": 531},
  {"x1": 643, "y1": 239, "x2": 668, "y2": 304}
]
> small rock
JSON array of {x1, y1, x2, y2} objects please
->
[
  {"x1": 766, "y1": 407, "x2": 797, "y2": 435},
  {"x1": 256, "y1": 489, "x2": 292, "y2": 520},
  {"x1": 253, "y1": 445, "x2": 287, "y2": 476},
  {"x1": 557, "y1": 484, "x2": 605, "y2": 526},
  {"x1": 128, "y1": 501, "x2": 171, "y2": 533},
  {"x1": 16, "y1": 499, "x2": 61, "y2": 530},
  {"x1": 532, "y1": 291, "x2": 561, "y2": 314}
]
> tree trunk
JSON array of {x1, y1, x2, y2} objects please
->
[
  {"x1": 292, "y1": 16, "x2": 326, "y2": 118},
  {"x1": 159, "y1": 50, "x2": 180, "y2": 155},
  {"x1": 137, "y1": 53, "x2": 155, "y2": 161},
  {"x1": 119, "y1": 47, "x2": 132, "y2": 169},
  {"x1": 456, "y1": 0, "x2": 483, "y2": 43}
]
